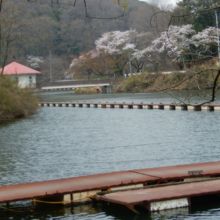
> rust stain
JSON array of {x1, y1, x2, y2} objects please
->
[
  {"x1": 1, "y1": 161, "x2": 220, "y2": 203},
  {"x1": 98, "y1": 179, "x2": 220, "y2": 206}
]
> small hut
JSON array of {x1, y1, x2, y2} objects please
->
[{"x1": 1, "y1": 61, "x2": 41, "y2": 88}]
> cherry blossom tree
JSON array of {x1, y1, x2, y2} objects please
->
[
  {"x1": 146, "y1": 25, "x2": 195, "y2": 64},
  {"x1": 139, "y1": 25, "x2": 219, "y2": 69},
  {"x1": 69, "y1": 50, "x2": 116, "y2": 79},
  {"x1": 95, "y1": 30, "x2": 152, "y2": 74},
  {"x1": 95, "y1": 30, "x2": 137, "y2": 55},
  {"x1": 143, "y1": 24, "x2": 220, "y2": 104},
  {"x1": 95, "y1": 30, "x2": 137, "y2": 76},
  {"x1": 190, "y1": 27, "x2": 220, "y2": 60},
  {"x1": 27, "y1": 55, "x2": 44, "y2": 69}
]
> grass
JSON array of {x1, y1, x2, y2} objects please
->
[
  {"x1": 74, "y1": 87, "x2": 101, "y2": 94},
  {"x1": 115, "y1": 70, "x2": 218, "y2": 93},
  {"x1": 0, "y1": 76, "x2": 38, "y2": 123}
]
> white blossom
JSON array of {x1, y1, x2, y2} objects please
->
[
  {"x1": 27, "y1": 55, "x2": 44, "y2": 69},
  {"x1": 70, "y1": 58, "x2": 79, "y2": 68},
  {"x1": 142, "y1": 25, "x2": 219, "y2": 62},
  {"x1": 191, "y1": 27, "x2": 219, "y2": 47},
  {"x1": 149, "y1": 25, "x2": 195, "y2": 58},
  {"x1": 95, "y1": 30, "x2": 138, "y2": 55}
]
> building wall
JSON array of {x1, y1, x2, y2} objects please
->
[{"x1": 17, "y1": 75, "x2": 37, "y2": 88}]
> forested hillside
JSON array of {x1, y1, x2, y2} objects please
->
[{"x1": 0, "y1": 0, "x2": 162, "y2": 81}]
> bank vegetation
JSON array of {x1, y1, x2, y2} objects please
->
[
  {"x1": 0, "y1": 77, "x2": 38, "y2": 124},
  {"x1": 116, "y1": 69, "x2": 220, "y2": 94}
]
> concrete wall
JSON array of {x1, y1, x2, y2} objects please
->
[{"x1": 16, "y1": 75, "x2": 37, "y2": 88}]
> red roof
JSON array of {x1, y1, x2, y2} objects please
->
[{"x1": 1, "y1": 61, "x2": 41, "y2": 75}]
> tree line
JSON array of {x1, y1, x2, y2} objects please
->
[
  {"x1": 0, "y1": 0, "x2": 160, "y2": 78},
  {"x1": 69, "y1": 0, "x2": 220, "y2": 79}
]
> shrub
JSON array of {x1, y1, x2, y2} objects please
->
[
  {"x1": 0, "y1": 76, "x2": 38, "y2": 123},
  {"x1": 74, "y1": 87, "x2": 101, "y2": 94},
  {"x1": 117, "y1": 73, "x2": 150, "y2": 92}
]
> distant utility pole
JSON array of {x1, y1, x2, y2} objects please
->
[
  {"x1": 128, "y1": 53, "x2": 132, "y2": 74},
  {"x1": 215, "y1": 10, "x2": 220, "y2": 65},
  {"x1": 49, "y1": 50, "x2": 53, "y2": 82}
]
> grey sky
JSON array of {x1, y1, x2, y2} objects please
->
[{"x1": 139, "y1": 0, "x2": 180, "y2": 7}]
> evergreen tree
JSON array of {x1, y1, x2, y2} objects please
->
[{"x1": 177, "y1": 0, "x2": 220, "y2": 31}]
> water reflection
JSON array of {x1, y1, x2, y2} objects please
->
[
  {"x1": 3, "y1": 203, "x2": 220, "y2": 220},
  {"x1": 38, "y1": 91, "x2": 220, "y2": 104},
  {"x1": 0, "y1": 204, "x2": 190, "y2": 220}
]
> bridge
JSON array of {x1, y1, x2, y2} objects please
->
[{"x1": 40, "y1": 79, "x2": 113, "y2": 93}]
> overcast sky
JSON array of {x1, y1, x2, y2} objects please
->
[{"x1": 139, "y1": 0, "x2": 180, "y2": 7}]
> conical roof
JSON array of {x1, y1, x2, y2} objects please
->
[{"x1": 1, "y1": 61, "x2": 41, "y2": 75}]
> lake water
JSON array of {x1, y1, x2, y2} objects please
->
[{"x1": 1, "y1": 92, "x2": 220, "y2": 219}]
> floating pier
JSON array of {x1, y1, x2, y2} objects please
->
[
  {"x1": 39, "y1": 102, "x2": 219, "y2": 112},
  {"x1": 97, "y1": 179, "x2": 220, "y2": 212},
  {"x1": 2, "y1": 161, "x2": 220, "y2": 212}
]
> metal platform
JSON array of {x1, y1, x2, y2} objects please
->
[
  {"x1": 1, "y1": 161, "x2": 220, "y2": 205},
  {"x1": 97, "y1": 179, "x2": 220, "y2": 211}
]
